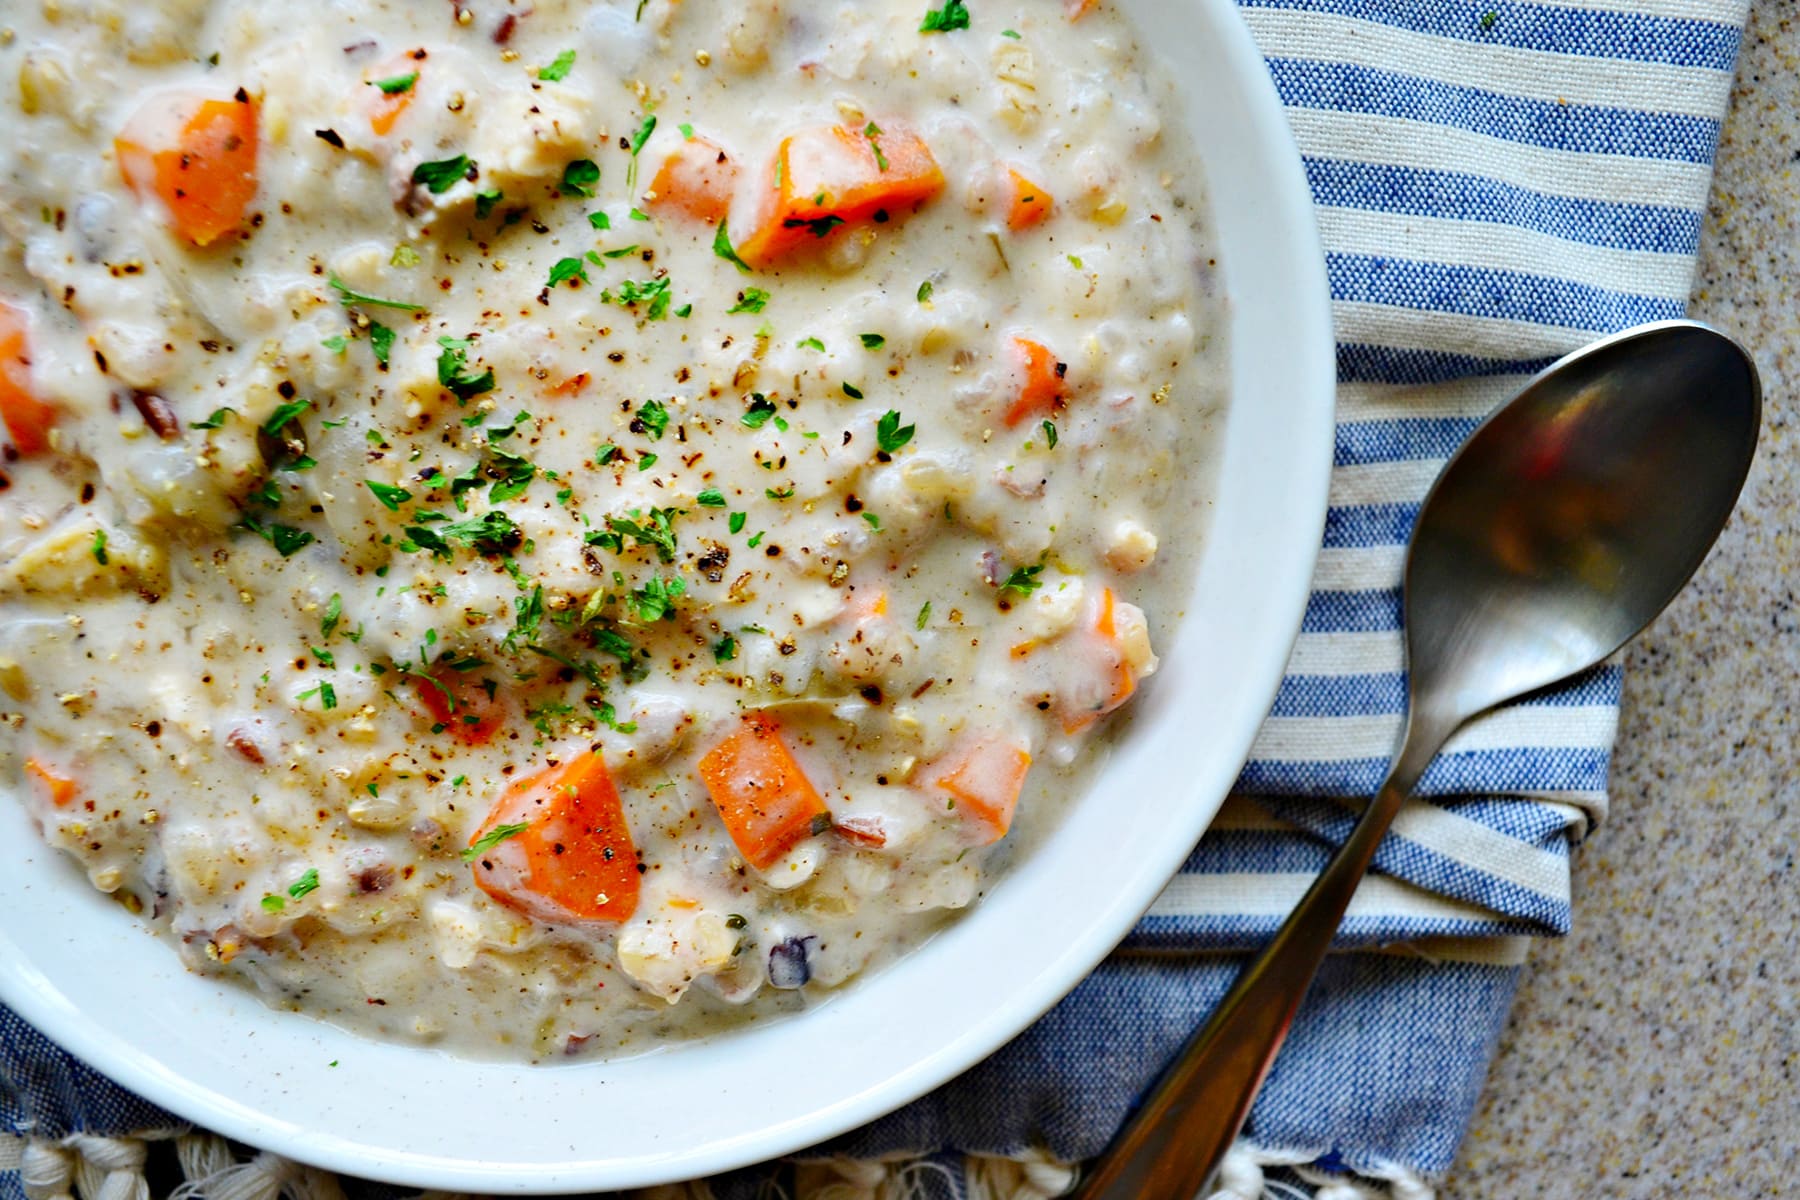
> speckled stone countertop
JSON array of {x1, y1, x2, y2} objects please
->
[{"x1": 1448, "y1": 3, "x2": 1799, "y2": 1195}]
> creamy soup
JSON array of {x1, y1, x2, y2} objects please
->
[{"x1": 0, "y1": 0, "x2": 1224, "y2": 1059}]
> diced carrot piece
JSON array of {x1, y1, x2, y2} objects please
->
[
  {"x1": 647, "y1": 134, "x2": 740, "y2": 225},
  {"x1": 115, "y1": 91, "x2": 259, "y2": 247},
  {"x1": 1003, "y1": 336, "x2": 1066, "y2": 427},
  {"x1": 1066, "y1": 0, "x2": 1099, "y2": 18},
  {"x1": 930, "y1": 735, "x2": 1032, "y2": 845},
  {"x1": 365, "y1": 57, "x2": 421, "y2": 137},
  {"x1": 468, "y1": 750, "x2": 640, "y2": 923},
  {"x1": 0, "y1": 301, "x2": 56, "y2": 456},
  {"x1": 735, "y1": 122, "x2": 945, "y2": 267},
  {"x1": 25, "y1": 757, "x2": 78, "y2": 808},
  {"x1": 1006, "y1": 168, "x2": 1053, "y2": 231},
  {"x1": 1062, "y1": 587, "x2": 1139, "y2": 733},
  {"x1": 412, "y1": 665, "x2": 502, "y2": 745},
  {"x1": 697, "y1": 712, "x2": 829, "y2": 869}
]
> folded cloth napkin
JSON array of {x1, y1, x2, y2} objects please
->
[{"x1": 0, "y1": 3, "x2": 1753, "y2": 1198}]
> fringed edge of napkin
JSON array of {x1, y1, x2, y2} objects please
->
[{"x1": 1, "y1": 1132, "x2": 1437, "y2": 1200}]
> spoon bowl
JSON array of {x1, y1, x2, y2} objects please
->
[
  {"x1": 1408, "y1": 320, "x2": 1762, "y2": 725},
  {"x1": 1074, "y1": 320, "x2": 1762, "y2": 1200}
]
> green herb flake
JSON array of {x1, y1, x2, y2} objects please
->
[
  {"x1": 327, "y1": 273, "x2": 425, "y2": 312},
  {"x1": 797, "y1": 336, "x2": 825, "y2": 352},
  {"x1": 713, "y1": 633, "x2": 738, "y2": 663},
  {"x1": 697, "y1": 488, "x2": 727, "y2": 507},
  {"x1": 461, "y1": 822, "x2": 529, "y2": 861},
  {"x1": 876, "y1": 410, "x2": 915, "y2": 453},
  {"x1": 741, "y1": 394, "x2": 778, "y2": 429},
  {"x1": 436, "y1": 336, "x2": 495, "y2": 399},
  {"x1": 371, "y1": 71, "x2": 418, "y2": 95},
  {"x1": 765, "y1": 486, "x2": 795, "y2": 500},
  {"x1": 475, "y1": 187, "x2": 504, "y2": 219},
  {"x1": 842, "y1": 382, "x2": 864, "y2": 400},
  {"x1": 321, "y1": 335, "x2": 349, "y2": 355},
  {"x1": 862, "y1": 512, "x2": 882, "y2": 530},
  {"x1": 588, "y1": 210, "x2": 612, "y2": 230},
  {"x1": 679, "y1": 122, "x2": 696, "y2": 140},
  {"x1": 864, "y1": 121, "x2": 889, "y2": 172},
  {"x1": 560, "y1": 158, "x2": 600, "y2": 198},
  {"x1": 635, "y1": 399, "x2": 670, "y2": 440},
  {"x1": 538, "y1": 48, "x2": 577, "y2": 81},
  {"x1": 1001, "y1": 28, "x2": 1021, "y2": 38},
  {"x1": 366, "y1": 480, "x2": 412, "y2": 511},
  {"x1": 90, "y1": 529, "x2": 108, "y2": 565},
  {"x1": 920, "y1": 0, "x2": 972, "y2": 33},
  {"x1": 747, "y1": 530, "x2": 765, "y2": 549},
  {"x1": 713, "y1": 218, "x2": 753, "y2": 273},
  {"x1": 262, "y1": 399, "x2": 311, "y2": 437},
  {"x1": 729, "y1": 287, "x2": 771, "y2": 315},
  {"x1": 288, "y1": 868, "x2": 321, "y2": 898},
  {"x1": 728, "y1": 511, "x2": 747, "y2": 534},
  {"x1": 1041, "y1": 419, "x2": 1059, "y2": 449},
  {"x1": 369, "y1": 321, "x2": 396, "y2": 367},
  {"x1": 260, "y1": 894, "x2": 286, "y2": 914},
  {"x1": 917, "y1": 279, "x2": 934, "y2": 303},
  {"x1": 412, "y1": 154, "x2": 473, "y2": 195},
  {"x1": 860, "y1": 333, "x2": 886, "y2": 350},
  {"x1": 629, "y1": 114, "x2": 658, "y2": 155},
  {"x1": 637, "y1": 452, "x2": 658, "y2": 471},
  {"x1": 596, "y1": 442, "x2": 622, "y2": 466},
  {"x1": 782, "y1": 214, "x2": 846, "y2": 238},
  {"x1": 547, "y1": 256, "x2": 590, "y2": 289},
  {"x1": 391, "y1": 244, "x2": 422, "y2": 268},
  {"x1": 999, "y1": 562, "x2": 1045, "y2": 598},
  {"x1": 916, "y1": 600, "x2": 932, "y2": 630},
  {"x1": 322, "y1": 593, "x2": 343, "y2": 638}
]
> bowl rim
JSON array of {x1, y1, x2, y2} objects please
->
[{"x1": 0, "y1": 0, "x2": 1334, "y2": 1189}]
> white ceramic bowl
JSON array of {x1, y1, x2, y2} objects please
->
[{"x1": 0, "y1": 0, "x2": 1332, "y2": 1189}]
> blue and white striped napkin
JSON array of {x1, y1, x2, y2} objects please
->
[{"x1": 0, "y1": 3, "x2": 1752, "y2": 1198}]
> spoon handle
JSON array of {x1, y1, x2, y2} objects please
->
[{"x1": 1071, "y1": 711, "x2": 1456, "y2": 1200}]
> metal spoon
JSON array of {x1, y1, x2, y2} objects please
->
[{"x1": 1073, "y1": 320, "x2": 1762, "y2": 1200}]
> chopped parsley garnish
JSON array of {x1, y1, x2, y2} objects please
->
[
  {"x1": 560, "y1": 158, "x2": 600, "y2": 198},
  {"x1": 877, "y1": 409, "x2": 915, "y2": 453},
  {"x1": 1042, "y1": 419, "x2": 1058, "y2": 449},
  {"x1": 765, "y1": 486, "x2": 795, "y2": 500},
  {"x1": 747, "y1": 530, "x2": 765, "y2": 549},
  {"x1": 917, "y1": 279, "x2": 935, "y2": 302},
  {"x1": 598, "y1": 506, "x2": 681, "y2": 563},
  {"x1": 595, "y1": 442, "x2": 622, "y2": 466},
  {"x1": 321, "y1": 335, "x2": 348, "y2": 355},
  {"x1": 713, "y1": 218, "x2": 753, "y2": 273},
  {"x1": 741, "y1": 394, "x2": 778, "y2": 429},
  {"x1": 629, "y1": 208, "x2": 651, "y2": 222},
  {"x1": 298, "y1": 681, "x2": 338, "y2": 711},
  {"x1": 628, "y1": 575, "x2": 686, "y2": 622},
  {"x1": 920, "y1": 0, "x2": 972, "y2": 32},
  {"x1": 635, "y1": 399, "x2": 670, "y2": 439},
  {"x1": 605, "y1": 275, "x2": 673, "y2": 319},
  {"x1": 862, "y1": 512, "x2": 882, "y2": 530},
  {"x1": 679, "y1": 122, "x2": 695, "y2": 139},
  {"x1": 589, "y1": 210, "x2": 612, "y2": 230},
  {"x1": 916, "y1": 601, "x2": 932, "y2": 630},
  {"x1": 999, "y1": 562, "x2": 1045, "y2": 598},
  {"x1": 797, "y1": 337, "x2": 825, "y2": 352},
  {"x1": 260, "y1": 895, "x2": 286, "y2": 914},
  {"x1": 713, "y1": 633, "x2": 738, "y2": 663},
  {"x1": 262, "y1": 398, "x2": 311, "y2": 437},
  {"x1": 435, "y1": 336, "x2": 495, "y2": 399},
  {"x1": 322, "y1": 593, "x2": 343, "y2": 638},
  {"x1": 371, "y1": 72, "x2": 418, "y2": 95},
  {"x1": 842, "y1": 382, "x2": 864, "y2": 400},
  {"x1": 1067, "y1": 254, "x2": 1085, "y2": 269},
  {"x1": 1001, "y1": 27, "x2": 1021, "y2": 38},
  {"x1": 629, "y1": 114, "x2": 658, "y2": 156},
  {"x1": 310, "y1": 646, "x2": 334, "y2": 667},
  {"x1": 366, "y1": 481, "x2": 412, "y2": 511},
  {"x1": 391, "y1": 244, "x2": 421, "y2": 268},
  {"x1": 404, "y1": 510, "x2": 521, "y2": 559},
  {"x1": 537, "y1": 48, "x2": 577, "y2": 81},
  {"x1": 860, "y1": 333, "x2": 886, "y2": 349},
  {"x1": 327, "y1": 273, "x2": 425, "y2": 312},
  {"x1": 240, "y1": 515, "x2": 315, "y2": 557},
  {"x1": 696, "y1": 487, "x2": 727, "y2": 507},
  {"x1": 412, "y1": 154, "x2": 474, "y2": 195},
  {"x1": 637, "y1": 452, "x2": 658, "y2": 471},
  {"x1": 461, "y1": 822, "x2": 528, "y2": 861},
  {"x1": 369, "y1": 321, "x2": 396, "y2": 367},
  {"x1": 289, "y1": 868, "x2": 321, "y2": 898},
  {"x1": 864, "y1": 122, "x2": 889, "y2": 172},
  {"x1": 602, "y1": 245, "x2": 639, "y2": 258},
  {"x1": 728, "y1": 511, "x2": 747, "y2": 534},
  {"x1": 475, "y1": 187, "x2": 505, "y2": 219},
  {"x1": 90, "y1": 529, "x2": 108, "y2": 565},
  {"x1": 505, "y1": 584, "x2": 545, "y2": 650},
  {"x1": 728, "y1": 287, "x2": 770, "y2": 315},
  {"x1": 547, "y1": 257, "x2": 590, "y2": 289},
  {"x1": 783, "y1": 214, "x2": 846, "y2": 238}
]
